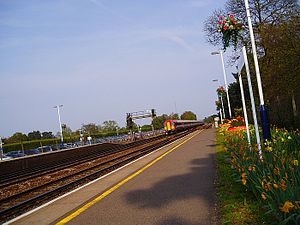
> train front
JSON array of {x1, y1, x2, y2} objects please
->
[{"x1": 164, "y1": 120, "x2": 176, "y2": 134}]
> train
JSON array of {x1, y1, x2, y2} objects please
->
[{"x1": 163, "y1": 120, "x2": 204, "y2": 134}]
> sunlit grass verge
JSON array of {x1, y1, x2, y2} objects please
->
[{"x1": 216, "y1": 132, "x2": 271, "y2": 224}]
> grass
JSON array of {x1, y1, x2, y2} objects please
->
[{"x1": 215, "y1": 133, "x2": 272, "y2": 224}]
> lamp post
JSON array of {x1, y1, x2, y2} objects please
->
[
  {"x1": 0, "y1": 136, "x2": 3, "y2": 160},
  {"x1": 243, "y1": 0, "x2": 271, "y2": 140},
  {"x1": 54, "y1": 105, "x2": 64, "y2": 143},
  {"x1": 40, "y1": 133, "x2": 43, "y2": 153},
  {"x1": 211, "y1": 50, "x2": 232, "y2": 119},
  {"x1": 213, "y1": 79, "x2": 225, "y2": 122}
]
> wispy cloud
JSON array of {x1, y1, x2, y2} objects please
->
[
  {"x1": 187, "y1": 0, "x2": 212, "y2": 8},
  {"x1": 157, "y1": 30, "x2": 195, "y2": 52}
]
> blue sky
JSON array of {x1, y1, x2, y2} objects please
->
[{"x1": 0, "y1": 0, "x2": 237, "y2": 137}]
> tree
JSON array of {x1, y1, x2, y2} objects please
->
[
  {"x1": 6, "y1": 132, "x2": 28, "y2": 144},
  {"x1": 81, "y1": 123, "x2": 99, "y2": 135},
  {"x1": 102, "y1": 120, "x2": 119, "y2": 132},
  {"x1": 41, "y1": 132, "x2": 54, "y2": 139},
  {"x1": 62, "y1": 124, "x2": 72, "y2": 136},
  {"x1": 152, "y1": 114, "x2": 167, "y2": 130},
  {"x1": 204, "y1": 0, "x2": 300, "y2": 50},
  {"x1": 180, "y1": 111, "x2": 197, "y2": 120},
  {"x1": 169, "y1": 113, "x2": 180, "y2": 120},
  {"x1": 27, "y1": 131, "x2": 42, "y2": 141},
  {"x1": 259, "y1": 16, "x2": 300, "y2": 128}
]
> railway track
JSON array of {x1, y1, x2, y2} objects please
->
[
  {"x1": 0, "y1": 134, "x2": 165, "y2": 188},
  {"x1": 0, "y1": 127, "x2": 207, "y2": 223}
]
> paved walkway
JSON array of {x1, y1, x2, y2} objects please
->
[{"x1": 8, "y1": 128, "x2": 217, "y2": 225}]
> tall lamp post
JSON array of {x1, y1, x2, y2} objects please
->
[
  {"x1": 243, "y1": 0, "x2": 271, "y2": 140},
  {"x1": 211, "y1": 50, "x2": 232, "y2": 119},
  {"x1": 213, "y1": 79, "x2": 225, "y2": 121},
  {"x1": 0, "y1": 136, "x2": 3, "y2": 160},
  {"x1": 54, "y1": 105, "x2": 64, "y2": 143}
]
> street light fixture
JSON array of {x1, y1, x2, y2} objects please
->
[
  {"x1": 54, "y1": 105, "x2": 64, "y2": 143},
  {"x1": 211, "y1": 50, "x2": 232, "y2": 119}
]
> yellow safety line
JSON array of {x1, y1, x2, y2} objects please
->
[{"x1": 55, "y1": 130, "x2": 203, "y2": 225}]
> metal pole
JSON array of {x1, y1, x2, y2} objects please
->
[
  {"x1": 213, "y1": 79, "x2": 226, "y2": 119},
  {"x1": 55, "y1": 105, "x2": 64, "y2": 143},
  {"x1": 0, "y1": 137, "x2": 3, "y2": 160},
  {"x1": 220, "y1": 50, "x2": 232, "y2": 119},
  {"x1": 219, "y1": 106, "x2": 223, "y2": 124},
  {"x1": 220, "y1": 93, "x2": 226, "y2": 120},
  {"x1": 244, "y1": 0, "x2": 271, "y2": 140},
  {"x1": 238, "y1": 71, "x2": 251, "y2": 146},
  {"x1": 242, "y1": 46, "x2": 262, "y2": 158},
  {"x1": 40, "y1": 133, "x2": 43, "y2": 153}
]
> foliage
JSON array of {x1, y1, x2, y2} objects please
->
[
  {"x1": 5, "y1": 132, "x2": 28, "y2": 144},
  {"x1": 102, "y1": 120, "x2": 119, "y2": 132},
  {"x1": 260, "y1": 16, "x2": 300, "y2": 129},
  {"x1": 27, "y1": 131, "x2": 42, "y2": 141},
  {"x1": 151, "y1": 113, "x2": 181, "y2": 129},
  {"x1": 41, "y1": 132, "x2": 54, "y2": 139},
  {"x1": 204, "y1": 0, "x2": 300, "y2": 49},
  {"x1": 219, "y1": 125, "x2": 300, "y2": 224},
  {"x1": 152, "y1": 114, "x2": 169, "y2": 130},
  {"x1": 203, "y1": 114, "x2": 217, "y2": 123},
  {"x1": 81, "y1": 123, "x2": 99, "y2": 135},
  {"x1": 205, "y1": 0, "x2": 300, "y2": 129},
  {"x1": 180, "y1": 111, "x2": 197, "y2": 120}
]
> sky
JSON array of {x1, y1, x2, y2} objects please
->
[{"x1": 0, "y1": 0, "x2": 238, "y2": 137}]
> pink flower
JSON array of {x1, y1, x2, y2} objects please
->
[
  {"x1": 230, "y1": 15, "x2": 234, "y2": 18},
  {"x1": 219, "y1": 16, "x2": 223, "y2": 20},
  {"x1": 224, "y1": 26, "x2": 228, "y2": 31}
]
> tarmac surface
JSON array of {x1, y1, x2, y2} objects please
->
[{"x1": 7, "y1": 128, "x2": 217, "y2": 225}]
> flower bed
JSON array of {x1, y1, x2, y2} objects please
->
[{"x1": 219, "y1": 125, "x2": 300, "y2": 224}]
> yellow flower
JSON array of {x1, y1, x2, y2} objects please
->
[
  {"x1": 273, "y1": 183, "x2": 279, "y2": 189},
  {"x1": 292, "y1": 160, "x2": 299, "y2": 166},
  {"x1": 281, "y1": 138, "x2": 285, "y2": 142},
  {"x1": 266, "y1": 146, "x2": 272, "y2": 152},
  {"x1": 280, "y1": 201, "x2": 295, "y2": 213},
  {"x1": 261, "y1": 192, "x2": 267, "y2": 201}
]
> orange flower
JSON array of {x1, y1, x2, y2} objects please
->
[
  {"x1": 273, "y1": 183, "x2": 279, "y2": 189},
  {"x1": 274, "y1": 168, "x2": 279, "y2": 176},
  {"x1": 280, "y1": 180, "x2": 287, "y2": 191},
  {"x1": 265, "y1": 183, "x2": 271, "y2": 192},
  {"x1": 241, "y1": 173, "x2": 247, "y2": 186},
  {"x1": 280, "y1": 201, "x2": 295, "y2": 213},
  {"x1": 261, "y1": 192, "x2": 267, "y2": 201}
]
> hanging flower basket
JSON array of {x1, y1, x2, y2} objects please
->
[
  {"x1": 217, "y1": 86, "x2": 225, "y2": 95},
  {"x1": 217, "y1": 15, "x2": 245, "y2": 50}
]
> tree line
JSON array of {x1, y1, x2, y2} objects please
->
[
  {"x1": 204, "y1": 0, "x2": 300, "y2": 129},
  {"x1": 3, "y1": 111, "x2": 198, "y2": 144}
]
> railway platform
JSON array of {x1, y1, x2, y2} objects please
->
[{"x1": 6, "y1": 128, "x2": 218, "y2": 225}]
